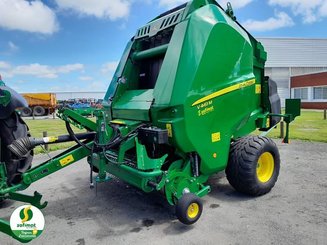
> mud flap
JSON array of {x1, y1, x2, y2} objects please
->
[
  {"x1": 268, "y1": 78, "x2": 281, "y2": 126},
  {"x1": 0, "y1": 112, "x2": 33, "y2": 185}
]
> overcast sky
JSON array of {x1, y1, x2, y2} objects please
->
[{"x1": 0, "y1": 0, "x2": 327, "y2": 93}]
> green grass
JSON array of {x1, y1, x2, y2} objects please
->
[
  {"x1": 25, "y1": 110, "x2": 327, "y2": 154},
  {"x1": 255, "y1": 110, "x2": 327, "y2": 143}
]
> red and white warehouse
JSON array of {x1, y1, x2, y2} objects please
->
[
  {"x1": 258, "y1": 38, "x2": 327, "y2": 109},
  {"x1": 291, "y1": 72, "x2": 327, "y2": 109}
]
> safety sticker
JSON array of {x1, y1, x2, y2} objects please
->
[
  {"x1": 59, "y1": 155, "x2": 74, "y2": 167},
  {"x1": 211, "y1": 132, "x2": 221, "y2": 142},
  {"x1": 255, "y1": 84, "x2": 262, "y2": 94}
]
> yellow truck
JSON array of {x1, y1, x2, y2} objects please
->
[{"x1": 20, "y1": 93, "x2": 57, "y2": 116}]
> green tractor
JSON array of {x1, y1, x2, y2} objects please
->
[{"x1": 0, "y1": 0, "x2": 300, "y2": 242}]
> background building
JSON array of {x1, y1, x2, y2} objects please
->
[
  {"x1": 291, "y1": 72, "x2": 327, "y2": 109},
  {"x1": 259, "y1": 38, "x2": 327, "y2": 108}
]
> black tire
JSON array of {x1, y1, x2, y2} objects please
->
[
  {"x1": 226, "y1": 135, "x2": 280, "y2": 196},
  {"x1": 21, "y1": 107, "x2": 32, "y2": 117},
  {"x1": 0, "y1": 199, "x2": 5, "y2": 209},
  {"x1": 175, "y1": 193, "x2": 203, "y2": 225},
  {"x1": 33, "y1": 106, "x2": 45, "y2": 116},
  {"x1": 0, "y1": 112, "x2": 33, "y2": 185}
]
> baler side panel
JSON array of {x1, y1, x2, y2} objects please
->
[
  {"x1": 104, "y1": 40, "x2": 134, "y2": 102},
  {"x1": 184, "y1": 6, "x2": 258, "y2": 174},
  {"x1": 153, "y1": 5, "x2": 262, "y2": 174}
]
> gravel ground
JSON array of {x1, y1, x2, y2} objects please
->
[{"x1": 0, "y1": 140, "x2": 326, "y2": 245}]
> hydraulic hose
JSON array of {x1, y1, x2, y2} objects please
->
[{"x1": 65, "y1": 121, "x2": 93, "y2": 151}]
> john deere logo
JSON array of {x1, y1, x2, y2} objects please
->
[{"x1": 10, "y1": 205, "x2": 45, "y2": 242}]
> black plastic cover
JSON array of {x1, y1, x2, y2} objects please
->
[
  {"x1": 0, "y1": 84, "x2": 28, "y2": 119},
  {"x1": 138, "y1": 127, "x2": 168, "y2": 145}
]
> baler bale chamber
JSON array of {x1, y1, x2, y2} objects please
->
[{"x1": 0, "y1": 0, "x2": 301, "y2": 238}]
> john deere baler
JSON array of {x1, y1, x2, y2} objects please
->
[{"x1": 0, "y1": 0, "x2": 300, "y2": 242}]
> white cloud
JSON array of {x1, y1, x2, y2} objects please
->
[
  {"x1": 268, "y1": 0, "x2": 327, "y2": 23},
  {"x1": 0, "y1": 61, "x2": 11, "y2": 70},
  {"x1": 0, "y1": 72, "x2": 13, "y2": 79},
  {"x1": 101, "y1": 61, "x2": 119, "y2": 74},
  {"x1": 8, "y1": 41, "x2": 19, "y2": 52},
  {"x1": 79, "y1": 76, "x2": 93, "y2": 81},
  {"x1": 7, "y1": 63, "x2": 84, "y2": 79},
  {"x1": 218, "y1": 0, "x2": 253, "y2": 9},
  {"x1": 55, "y1": 0, "x2": 131, "y2": 20},
  {"x1": 0, "y1": 61, "x2": 12, "y2": 79},
  {"x1": 0, "y1": 0, "x2": 58, "y2": 34},
  {"x1": 13, "y1": 64, "x2": 58, "y2": 78},
  {"x1": 56, "y1": 64, "x2": 84, "y2": 73},
  {"x1": 321, "y1": 1, "x2": 327, "y2": 16},
  {"x1": 243, "y1": 11, "x2": 294, "y2": 32}
]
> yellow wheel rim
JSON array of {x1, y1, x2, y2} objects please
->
[
  {"x1": 257, "y1": 152, "x2": 274, "y2": 183},
  {"x1": 187, "y1": 203, "x2": 199, "y2": 219}
]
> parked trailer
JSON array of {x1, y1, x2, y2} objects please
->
[{"x1": 21, "y1": 93, "x2": 57, "y2": 117}]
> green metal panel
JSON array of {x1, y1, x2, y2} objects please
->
[
  {"x1": 151, "y1": 4, "x2": 263, "y2": 174},
  {"x1": 0, "y1": 219, "x2": 28, "y2": 243},
  {"x1": 90, "y1": 152, "x2": 161, "y2": 193},
  {"x1": 73, "y1": 107, "x2": 95, "y2": 117},
  {"x1": 112, "y1": 89, "x2": 153, "y2": 121},
  {"x1": 135, "y1": 138, "x2": 167, "y2": 170},
  {"x1": 104, "y1": 41, "x2": 134, "y2": 101},
  {"x1": 285, "y1": 99, "x2": 301, "y2": 120},
  {"x1": 22, "y1": 143, "x2": 92, "y2": 184},
  {"x1": 132, "y1": 44, "x2": 168, "y2": 61}
]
